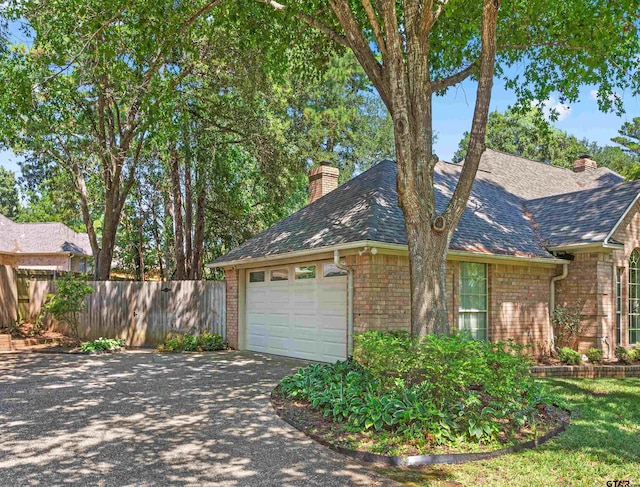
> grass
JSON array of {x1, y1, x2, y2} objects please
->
[{"x1": 375, "y1": 378, "x2": 640, "y2": 487}]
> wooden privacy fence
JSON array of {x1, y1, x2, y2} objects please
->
[
  {"x1": 28, "y1": 280, "x2": 226, "y2": 347},
  {"x1": 0, "y1": 265, "x2": 17, "y2": 327}
]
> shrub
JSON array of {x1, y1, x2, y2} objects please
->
[
  {"x1": 558, "y1": 347, "x2": 581, "y2": 365},
  {"x1": 81, "y1": 337, "x2": 125, "y2": 353},
  {"x1": 551, "y1": 303, "x2": 585, "y2": 350},
  {"x1": 586, "y1": 348, "x2": 603, "y2": 365},
  {"x1": 159, "y1": 333, "x2": 226, "y2": 352},
  {"x1": 632, "y1": 349, "x2": 640, "y2": 363},
  {"x1": 615, "y1": 346, "x2": 633, "y2": 364},
  {"x1": 280, "y1": 332, "x2": 554, "y2": 446},
  {"x1": 43, "y1": 273, "x2": 94, "y2": 337}
]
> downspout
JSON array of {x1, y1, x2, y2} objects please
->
[
  {"x1": 334, "y1": 250, "x2": 354, "y2": 357},
  {"x1": 549, "y1": 263, "x2": 569, "y2": 352}
]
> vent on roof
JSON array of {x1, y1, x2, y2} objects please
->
[{"x1": 573, "y1": 156, "x2": 597, "y2": 173}]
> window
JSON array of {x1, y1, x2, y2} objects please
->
[
  {"x1": 323, "y1": 263, "x2": 347, "y2": 277},
  {"x1": 249, "y1": 271, "x2": 265, "y2": 283},
  {"x1": 458, "y1": 262, "x2": 488, "y2": 340},
  {"x1": 295, "y1": 265, "x2": 316, "y2": 280},
  {"x1": 616, "y1": 267, "x2": 623, "y2": 345},
  {"x1": 270, "y1": 269, "x2": 289, "y2": 281},
  {"x1": 629, "y1": 251, "x2": 640, "y2": 344}
]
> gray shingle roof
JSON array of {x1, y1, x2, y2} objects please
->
[
  {"x1": 525, "y1": 179, "x2": 640, "y2": 247},
  {"x1": 0, "y1": 214, "x2": 91, "y2": 255},
  {"x1": 212, "y1": 149, "x2": 632, "y2": 266}
]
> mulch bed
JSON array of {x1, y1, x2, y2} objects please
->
[{"x1": 270, "y1": 386, "x2": 569, "y2": 461}]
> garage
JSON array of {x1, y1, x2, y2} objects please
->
[{"x1": 245, "y1": 261, "x2": 347, "y2": 362}]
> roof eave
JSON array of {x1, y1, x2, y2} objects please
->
[
  {"x1": 603, "y1": 189, "x2": 640, "y2": 246},
  {"x1": 546, "y1": 241, "x2": 624, "y2": 252},
  {"x1": 208, "y1": 240, "x2": 569, "y2": 269}
]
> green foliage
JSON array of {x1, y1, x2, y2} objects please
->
[
  {"x1": 585, "y1": 348, "x2": 603, "y2": 365},
  {"x1": 551, "y1": 303, "x2": 584, "y2": 351},
  {"x1": 43, "y1": 273, "x2": 93, "y2": 337},
  {"x1": 558, "y1": 347, "x2": 581, "y2": 365},
  {"x1": 0, "y1": 165, "x2": 19, "y2": 218},
  {"x1": 453, "y1": 107, "x2": 635, "y2": 172},
  {"x1": 80, "y1": 337, "x2": 125, "y2": 353},
  {"x1": 280, "y1": 332, "x2": 554, "y2": 446},
  {"x1": 612, "y1": 117, "x2": 640, "y2": 180},
  {"x1": 159, "y1": 333, "x2": 226, "y2": 353},
  {"x1": 615, "y1": 346, "x2": 634, "y2": 365}
]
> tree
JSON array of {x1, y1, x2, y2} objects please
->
[
  {"x1": 0, "y1": 0, "x2": 226, "y2": 280},
  {"x1": 453, "y1": 107, "x2": 635, "y2": 172},
  {"x1": 0, "y1": 166, "x2": 18, "y2": 217},
  {"x1": 612, "y1": 117, "x2": 640, "y2": 179},
  {"x1": 268, "y1": 0, "x2": 640, "y2": 336}
]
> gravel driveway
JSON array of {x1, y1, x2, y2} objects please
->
[{"x1": 0, "y1": 351, "x2": 396, "y2": 486}]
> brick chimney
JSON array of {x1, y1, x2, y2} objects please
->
[
  {"x1": 308, "y1": 163, "x2": 339, "y2": 203},
  {"x1": 573, "y1": 155, "x2": 598, "y2": 173}
]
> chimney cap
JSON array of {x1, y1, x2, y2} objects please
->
[{"x1": 578, "y1": 154, "x2": 591, "y2": 159}]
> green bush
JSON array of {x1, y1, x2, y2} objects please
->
[
  {"x1": 586, "y1": 348, "x2": 603, "y2": 365},
  {"x1": 43, "y1": 273, "x2": 94, "y2": 337},
  {"x1": 558, "y1": 347, "x2": 581, "y2": 365},
  {"x1": 615, "y1": 346, "x2": 633, "y2": 364},
  {"x1": 159, "y1": 333, "x2": 226, "y2": 352},
  {"x1": 280, "y1": 332, "x2": 556, "y2": 446},
  {"x1": 81, "y1": 337, "x2": 125, "y2": 353}
]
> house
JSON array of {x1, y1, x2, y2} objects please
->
[
  {"x1": 0, "y1": 215, "x2": 92, "y2": 272},
  {"x1": 210, "y1": 150, "x2": 640, "y2": 361}
]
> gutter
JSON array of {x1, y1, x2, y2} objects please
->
[
  {"x1": 333, "y1": 250, "x2": 354, "y2": 357},
  {"x1": 549, "y1": 263, "x2": 569, "y2": 351},
  {"x1": 209, "y1": 240, "x2": 569, "y2": 269}
]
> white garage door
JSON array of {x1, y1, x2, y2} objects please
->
[{"x1": 246, "y1": 262, "x2": 347, "y2": 362}]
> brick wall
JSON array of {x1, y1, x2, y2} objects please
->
[
  {"x1": 555, "y1": 252, "x2": 613, "y2": 353},
  {"x1": 224, "y1": 268, "x2": 239, "y2": 349},
  {"x1": 308, "y1": 166, "x2": 339, "y2": 204},
  {"x1": 14, "y1": 255, "x2": 71, "y2": 271},
  {"x1": 0, "y1": 254, "x2": 17, "y2": 267},
  {"x1": 490, "y1": 263, "x2": 556, "y2": 355}
]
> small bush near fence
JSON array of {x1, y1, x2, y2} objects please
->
[
  {"x1": 44, "y1": 273, "x2": 94, "y2": 337},
  {"x1": 81, "y1": 338, "x2": 126, "y2": 353},
  {"x1": 159, "y1": 333, "x2": 226, "y2": 353}
]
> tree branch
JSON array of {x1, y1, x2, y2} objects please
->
[
  {"x1": 430, "y1": 61, "x2": 477, "y2": 93},
  {"x1": 297, "y1": 12, "x2": 349, "y2": 47},
  {"x1": 361, "y1": 0, "x2": 387, "y2": 59},
  {"x1": 444, "y1": 0, "x2": 499, "y2": 227}
]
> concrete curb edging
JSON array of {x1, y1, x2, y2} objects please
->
[{"x1": 270, "y1": 390, "x2": 570, "y2": 467}]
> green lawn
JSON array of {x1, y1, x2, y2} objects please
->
[{"x1": 376, "y1": 378, "x2": 640, "y2": 487}]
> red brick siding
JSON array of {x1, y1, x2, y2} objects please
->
[
  {"x1": 224, "y1": 268, "x2": 239, "y2": 349},
  {"x1": 554, "y1": 252, "x2": 614, "y2": 353},
  {"x1": 490, "y1": 264, "x2": 556, "y2": 355}
]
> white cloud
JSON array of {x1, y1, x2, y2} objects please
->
[{"x1": 531, "y1": 97, "x2": 572, "y2": 122}]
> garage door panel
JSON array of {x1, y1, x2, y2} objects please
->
[{"x1": 246, "y1": 266, "x2": 347, "y2": 362}]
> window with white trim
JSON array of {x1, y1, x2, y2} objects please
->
[
  {"x1": 629, "y1": 251, "x2": 640, "y2": 345},
  {"x1": 458, "y1": 262, "x2": 488, "y2": 341},
  {"x1": 616, "y1": 267, "x2": 623, "y2": 345}
]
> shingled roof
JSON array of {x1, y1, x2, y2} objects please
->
[
  {"x1": 525, "y1": 179, "x2": 640, "y2": 247},
  {"x1": 212, "y1": 149, "x2": 632, "y2": 266},
  {"x1": 0, "y1": 215, "x2": 91, "y2": 256}
]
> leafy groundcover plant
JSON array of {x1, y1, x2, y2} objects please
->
[
  {"x1": 158, "y1": 333, "x2": 226, "y2": 352},
  {"x1": 275, "y1": 331, "x2": 565, "y2": 456},
  {"x1": 80, "y1": 338, "x2": 125, "y2": 353}
]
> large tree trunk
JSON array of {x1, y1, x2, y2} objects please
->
[
  {"x1": 170, "y1": 147, "x2": 187, "y2": 280},
  {"x1": 327, "y1": 0, "x2": 499, "y2": 336}
]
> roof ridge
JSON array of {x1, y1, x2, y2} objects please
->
[{"x1": 529, "y1": 176, "x2": 640, "y2": 204}]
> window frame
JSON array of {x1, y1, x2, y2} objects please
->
[
  {"x1": 458, "y1": 262, "x2": 489, "y2": 341},
  {"x1": 616, "y1": 266, "x2": 623, "y2": 346},
  {"x1": 629, "y1": 251, "x2": 640, "y2": 345}
]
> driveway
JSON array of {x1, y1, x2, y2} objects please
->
[{"x1": 0, "y1": 351, "x2": 396, "y2": 486}]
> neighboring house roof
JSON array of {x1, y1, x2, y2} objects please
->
[
  {"x1": 0, "y1": 214, "x2": 91, "y2": 256},
  {"x1": 525, "y1": 179, "x2": 640, "y2": 248},
  {"x1": 212, "y1": 149, "x2": 632, "y2": 267}
]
